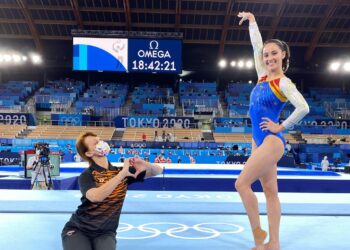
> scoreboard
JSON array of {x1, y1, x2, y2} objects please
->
[
  {"x1": 128, "y1": 39, "x2": 181, "y2": 73},
  {"x1": 73, "y1": 37, "x2": 182, "y2": 74}
]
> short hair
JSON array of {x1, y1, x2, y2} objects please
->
[{"x1": 76, "y1": 132, "x2": 97, "y2": 165}]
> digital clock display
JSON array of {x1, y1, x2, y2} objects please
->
[
  {"x1": 128, "y1": 39, "x2": 182, "y2": 74},
  {"x1": 72, "y1": 37, "x2": 182, "y2": 74}
]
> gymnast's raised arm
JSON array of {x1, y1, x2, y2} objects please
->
[{"x1": 238, "y1": 11, "x2": 267, "y2": 78}]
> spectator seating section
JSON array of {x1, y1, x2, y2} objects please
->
[
  {"x1": 0, "y1": 124, "x2": 27, "y2": 138},
  {"x1": 26, "y1": 125, "x2": 115, "y2": 140},
  {"x1": 180, "y1": 82, "x2": 219, "y2": 116},
  {"x1": 302, "y1": 134, "x2": 350, "y2": 144},
  {"x1": 225, "y1": 83, "x2": 253, "y2": 117},
  {"x1": 75, "y1": 83, "x2": 128, "y2": 118},
  {"x1": 213, "y1": 133, "x2": 252, "y2": 143},
  {"x1": 35, "y1": 80, "x2": 84, "y2": 111},
  {"x1": 130, "y1": 84, "x2": 175, "y2": 116},
  {"x1": 122, "y1": 128, "x2": 202, "y2": 142},
  {"x1": 0, "y1": 81, "x2": 38, "y2": 110},
  {"x1": 213, "y1": 133, "x2": 300, "y2": 144}
]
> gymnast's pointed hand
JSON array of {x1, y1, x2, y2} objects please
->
[
  {"x1": 259, "y1": 117, "x2": 284, "y2": 133},
  {"x1": 237, "y1": 11, "x2": 255, "y2": 25}
]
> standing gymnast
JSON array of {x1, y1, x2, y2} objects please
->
[{"x1": 235, "y1": 12, "x2": 310, "y2": 250}]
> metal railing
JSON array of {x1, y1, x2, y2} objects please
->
[
  {"x1": 35, "y1": 95, "x2": 75, "y2": 104},
  {"x1": 39, "y1": 120, "x2": 115, "y2": 127},
  {"x1": 324, "y1": 101, "x2": 350, "y2": 119},
  {"x1": 51, "y1": 102, "x2": 73, "y2": 113},
  {"x1": 0, "y1": 103, "x2": 35, "y2": 113}
]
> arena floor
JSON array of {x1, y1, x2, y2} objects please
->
[{"x1": 0, "y1": 190, "x2": 349, "y2": 250}]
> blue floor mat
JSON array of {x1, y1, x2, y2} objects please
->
[{"x1": 0, "y1": 213, "x2": 349, "y2": 250}]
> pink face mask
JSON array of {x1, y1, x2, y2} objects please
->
[{"x1": 94, "y1": 141, "x2": 111, "y2": 156}]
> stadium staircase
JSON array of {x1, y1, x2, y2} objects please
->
[
  {"x1": 174, "y1": 93, "x2": 183, "y2": 116},
  {"x1": 202, "y1": 131, "x2": 215, "y2": 142},
  {"x1": 112, "y1": 130, "x2": 124, "y2": 140},
  {"x1": 17, "y1": 127, "x2": 33, "y2": 139},
  {"x1": 219, "y1": 91, "x2": 228, "y2": 117},
  {"x1": 121, "y1": 91, "x2": 133, "y2": 115},
  {"x1": 290, "y1": 132, "x2": 304, "y2": 143}
]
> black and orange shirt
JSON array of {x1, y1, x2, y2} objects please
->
[{"x1": 65, "y1": 161, "x2": 145, "y2": 236}]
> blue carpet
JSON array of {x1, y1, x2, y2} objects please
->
[{"x1": 0, "y1": 213, "x2": 348, "y2": 250}]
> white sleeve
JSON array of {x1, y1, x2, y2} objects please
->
[
  {"x1": 249, "y1": 22, "x2": 267, "y2": 78},
  {"x1": 280, "y1": 77, "x2": 310, "y2": 129}
]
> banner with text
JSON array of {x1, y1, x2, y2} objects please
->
[
  {"x1": 0, "y1": 152, "x2": 21, "y2": 166},
  {"x1": 114, "y1": 116, "x2": 195, "y2": 128},
  {"x1": 0, "y1": 113, "x2": 35, "y2": 126}
]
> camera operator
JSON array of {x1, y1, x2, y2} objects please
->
[{"x1": 26, "y1": 143, "x2": 52, "y2": 190}]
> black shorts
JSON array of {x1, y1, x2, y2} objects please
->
[{"x1": 61, "y1": 227, "x2": 116, "y2": 250}]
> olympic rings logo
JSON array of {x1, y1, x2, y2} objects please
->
[
  {"x1": 117, "y1": 222, "x2": 244, "y2": 240},
  {"x1": 60, "y1": 116, "x2": 81, "y2": 126}
]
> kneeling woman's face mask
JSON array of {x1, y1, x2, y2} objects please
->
[{"x1": 94, "y1": 141, "x2": 111, "y2": 156}]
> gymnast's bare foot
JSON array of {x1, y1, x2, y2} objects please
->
[
  {"x1": 251, "y1": 227, "x2": 267, "y2": 250},
  {"x1": 263, "y1": 241, "x2": 280, "y2": 250},
  {"x1": 251, "y1": 245, "x2": 265, "y2": 250}
]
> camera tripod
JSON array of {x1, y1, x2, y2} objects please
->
[{"x1": 31, "y1": 161, "x2": 54, "y2": 190}]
